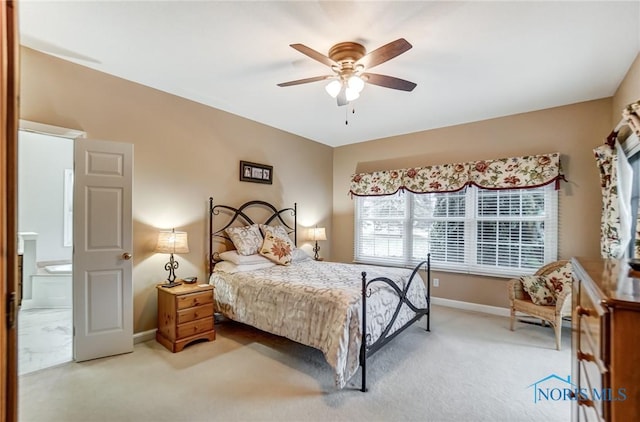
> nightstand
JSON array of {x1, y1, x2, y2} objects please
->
[{"x1": 156, "y1": 283, "x2": 215, "y2": 352}]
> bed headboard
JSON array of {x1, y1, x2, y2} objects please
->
[{"x1": 208, "y1": 197, "x2": 297, "y2": 276}]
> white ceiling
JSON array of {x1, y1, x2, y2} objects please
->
[{"x1": 19, "y1": 1, "x2": 640, "y2": 147}]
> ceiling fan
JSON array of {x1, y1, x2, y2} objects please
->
[{"x1": 277, "y1": 38, "x2": 417, "y2": 106}]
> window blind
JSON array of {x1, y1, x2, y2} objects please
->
[{"x1": 354, "y1": 185, "x2": 558, "y2": 277}]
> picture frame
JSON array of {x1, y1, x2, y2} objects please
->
[{"x1": 239, "y1": 160, "x2": 273, "y2": 184}]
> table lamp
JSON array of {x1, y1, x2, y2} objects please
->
[
  {"x1": 308, "y1": 227, "x2": 326, "y2": 261},
  {"x1": 155, "y1": 228, "x2": 189, "y2": 288}
]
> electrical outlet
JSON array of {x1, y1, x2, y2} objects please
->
[{"x1": 433, "y1": 278, "x2": 439, "y2": 287}]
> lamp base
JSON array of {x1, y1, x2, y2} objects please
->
[
  {"x1": 313, "y1": 241, "x2": 321, "y2": 261},
  {"x1": 160, "y1": 281, "x2": 182, "y2": 288}
]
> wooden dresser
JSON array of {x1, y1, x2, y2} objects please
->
[
  {"x1": 156, "y1": 283, "x2": 215, "y2": 352},
  {"x1": 571, "y1": 257, "x2": 640, "y2": 421}
]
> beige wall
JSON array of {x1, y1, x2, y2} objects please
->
[
  {"x1": 333, "y1": 99, "x2": 612, "y2": 308},
  {"x1": 612, "y1": 52, "x2": 640, "y2": 124},
  {"x1": 20, "y1": 45, "x2": 640, "y2": 327},
  {"x1": 19, "y1": 47, "x2": 333, "y2": 333}
]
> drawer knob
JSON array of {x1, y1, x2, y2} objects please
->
[
  {"x1": 578, "y1": 398, "x2": 595, "y2": 408},
  {"x1": 577, "y1": 351, "x2": 596, "y2": 362},
  {"x1": 576, "y1": 306, "x2": 594, "y2": 317}
]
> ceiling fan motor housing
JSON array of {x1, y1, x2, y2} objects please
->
[{"x1": 329, "y1": 42, "x2": 366, "y2": 75}]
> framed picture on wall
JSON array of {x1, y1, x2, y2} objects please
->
[{"x1": 240, "y1": 161, "x2": 273, "y2": 184}]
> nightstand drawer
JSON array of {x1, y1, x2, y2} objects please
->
[
  {"x1": 176, "y1": 290, "x2": 213, "y2": 310},
  {"x1": 177, "y1": 303, "x2": 213, "y2": 324},
  {"x1": 177, "y1": 318, "x2": 214, "y2": 338}
]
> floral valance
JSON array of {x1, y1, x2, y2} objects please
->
[{"x1": 349, "y1": 152, "x2": 563, "y2": 197}]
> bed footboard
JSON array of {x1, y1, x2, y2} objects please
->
[{"x1": 359, "y1": 254, "x2": 431, "y2": 392}]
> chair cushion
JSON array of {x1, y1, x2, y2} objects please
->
[
  {"x1": 519, "y1": 275, "x2": 556, "y2": 306},
  {"x1": 544, "y1": 263, "x2": 573, "y2": 299}
]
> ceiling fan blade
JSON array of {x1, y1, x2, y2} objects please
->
[
  {"x1": 356, "y1": 38, "x2": 413, "y2": 70},
  {"x1": 362, "y1": 73, "x2": 417, "y2": 92},
  {"x1": 290, "y1": 44, "x2": 338, "y2": 68},
  {"x1": 277, "y1": 75, "x2": 333, "y2": 87}
]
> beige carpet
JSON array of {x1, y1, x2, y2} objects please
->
[{"x1": 19, "y1": 305, "x2": 570, "y2": 422}]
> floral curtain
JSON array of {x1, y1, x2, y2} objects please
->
[
  {"x1": 623, "y1": 100, "x2": 640, "y2": 138},
  {"x1": 594, "y1": 141, "x2": 633, "y2": 259},
  {"x1": 349, "y1": 152, "x2": 563, "y2": 197},
  {"x1": 623, "y1": 100, "x2": 640, "y2": 257}
]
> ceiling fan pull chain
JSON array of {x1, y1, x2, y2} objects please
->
[{"x1": 345, "y1": 105, "x2": 349, "y2": 125}]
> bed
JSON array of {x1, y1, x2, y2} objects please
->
[{"x1": 208, "y1": 198, "x2": 431, "y2": 391}]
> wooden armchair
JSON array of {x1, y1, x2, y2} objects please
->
[{"x1": 507, "y1": 260, "x2": 572, "y2": 350}]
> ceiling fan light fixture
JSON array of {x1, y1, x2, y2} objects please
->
[
  {"x1": 325, "y1": 80, "x2": 342, "y2": 98},
  {"x1": 347, "y1": 75, "x2": 365, "y2": 93},
  {"x1": 345, "y1": 87, "x2": 360, "y2": 102}
]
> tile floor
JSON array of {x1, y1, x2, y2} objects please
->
[{"x1": 18, "y1": 307, "x2": 72, "y2": 375}]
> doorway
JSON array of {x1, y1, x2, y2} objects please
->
[{"x1": 17, "y1": 126, "x2": 79, "y2": 374}]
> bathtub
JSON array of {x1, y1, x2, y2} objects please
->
[
  {"x1": 44, "y1": 263, "x2": 72, "y2": 274},
  {"x1": 30, "y1": 273, "x2": 72, "y2": 309},
  {"x1": 18, "y1": 232, "x2": 73, "y2": 309}
]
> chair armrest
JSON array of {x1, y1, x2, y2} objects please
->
[
  {"x1": 555, "y1": 289, "x2": 572, "y2": 316},
  {"x1": 507, "y1": 278, "x2": 527, "y2": 301}
]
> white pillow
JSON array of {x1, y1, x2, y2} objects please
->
[
  {"x1": 225, "y1": 224, "x2": 263, "y2": 255},
  {"x1": 214, "y1": 260, "x2": 275, "y2": 274},
  {"x1": 219, "y1": 250, "x2": 271, "y2": 265},
  {"x1": 291, "y1": 248, "x2": 311, "y2": 262}
]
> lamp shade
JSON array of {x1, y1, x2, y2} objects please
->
[
  {"x1": 155, "y1": 229, "x2": 189, "y2": 254},
  {"x1": 325, "y1": 80, "x2": 342, "y2": 98},
  {"x1": 347, "y1": 75, "x2": 365, "y2": 93},
  {"x1": 308, "y1": 227, "x2": 327, "y2": 241}
]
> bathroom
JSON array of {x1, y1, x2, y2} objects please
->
[{"x1": 18, "y1": 128, "x2": 74, "y2": 375}]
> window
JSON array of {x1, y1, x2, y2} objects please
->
[{"x1": 354, "y1": 185, "x2": 558, "y2": 277}]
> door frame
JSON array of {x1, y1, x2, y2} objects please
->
[
  {"x1": 17, "y1": 120, "x2": 86, "y2": 364},
  {"x1": 2, "y1": 2, "x2": 19, "y2": 421}
]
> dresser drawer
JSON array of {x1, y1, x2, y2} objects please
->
[
  {"x1": 578, "y1": 359, "x2": 605, "y2": 420},
  {"x1": 177, "y1": 303, "x2": 214, "y2": 324},
  {"x1": 578, "y1": 399, "x2": 604, "y2": 422},
  {"x1": 578, "y1": 314, "x2": 604, "y2": 364},
  {"x1": 176, "y1": 317, "x2": 214, "y2": 339},
  {"x1": 576, "y1": 281, "x2": 606, "y2": 362},
  {"x1": 176, "y1": 290, "x2": 213, "y2": 310}
]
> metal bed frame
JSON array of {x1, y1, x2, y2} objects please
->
[{"x1": 208, "y1": 197, "x2": 431, "y2": 392}]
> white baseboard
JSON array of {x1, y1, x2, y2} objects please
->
[
  {"x1": 431, "y1": 297, "x2": 510, "y2": 317},
  {"x1": 133, "y1": 329, "x2": 156, "y2": 344},
  {"x1": 432, "y1": 297, "x2": 572, "y2": 328}
]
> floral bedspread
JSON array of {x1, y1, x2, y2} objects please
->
[{"x1": 209, "y1": 260, "x2": 428, "y2": 388}]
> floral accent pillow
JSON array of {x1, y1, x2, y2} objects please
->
[
  {"x1": 259, "y1": 224, "x2": 295, "y2": 249},
  {"x1": 544, "y1": 263, "x2": 573, "y2": 299},
  {"x1": 225, "y1": 224, "x2": 263, "y2": 256},
  {"x1": 519, "y1": 275, "x2": 556, "y2": 306},
  {"x1": 259, "y1": 229, "x2": 293, "y2": 265}
]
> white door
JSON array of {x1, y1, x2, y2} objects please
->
[{"x1": 73, "y1": 138, "x2": 133, "y2": 361}]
